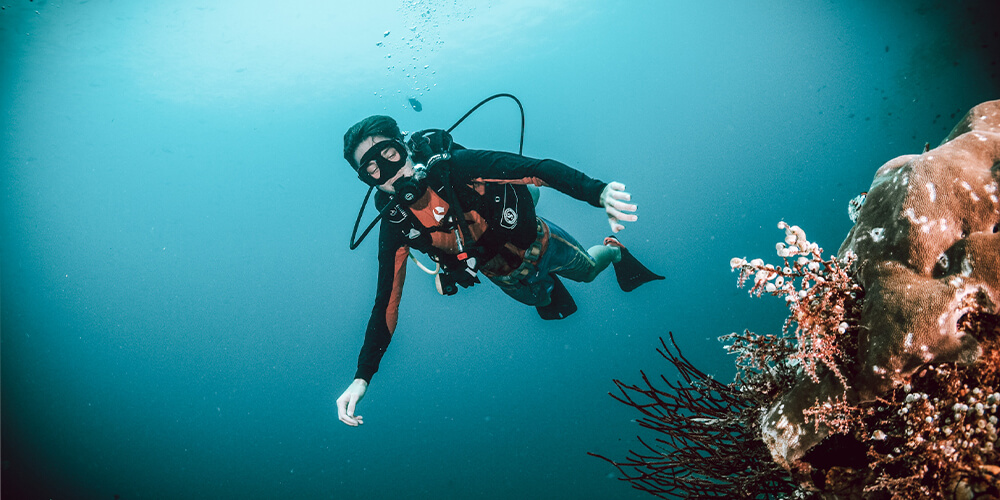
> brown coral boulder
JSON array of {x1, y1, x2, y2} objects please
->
[
  {"x1": 762, "y1": 100, "x2": 1000, "y2": 469},
  {"x1": 840, "y1": 99, "x2": 1000, "y2": 399}
]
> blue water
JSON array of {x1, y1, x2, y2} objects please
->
[{"x1": 2, "y1": 1, "x2": 997, "y2": 498}]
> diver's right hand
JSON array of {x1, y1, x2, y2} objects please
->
[
  {"x1": 600, "y1": 181, "x2": 638, "y2": 233},
  {"x1": 336, "y1": 378, "x2": 368, "y2": 426}
]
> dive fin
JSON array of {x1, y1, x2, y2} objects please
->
[
  {"x1": 536, "y1": 275, "x2": 577, "y2": 320},
  {"x1": 606, "y1": 236, "x2": 665, "y2": 292}
]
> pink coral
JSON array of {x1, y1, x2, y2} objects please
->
[
  {"x1": 730, "y1": 224, "x2": 864, "y2": 470},
  {"x1": 731, "y1": 222, "x2": 861, "y2": 389}
]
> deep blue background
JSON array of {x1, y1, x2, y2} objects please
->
[{"x1": 2, "y1": 1, "x2": 997, "y2": 498}]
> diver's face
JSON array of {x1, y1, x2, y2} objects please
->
[{"x1": 353, "y1": 136, "x2": 414, "y2": 193}]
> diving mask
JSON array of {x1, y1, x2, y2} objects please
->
[{"x1": 356, "y1": 139, "x2": 408, "y2": 187}]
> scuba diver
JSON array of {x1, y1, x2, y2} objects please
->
[{"x1": 336, "y1": 97, "x2": 663, "y2": 426}]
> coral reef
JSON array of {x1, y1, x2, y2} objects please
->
[
  {"x1": 843, "y1": 99, "x2": 1000, "y2": 399},
  {"x1": 595, "y1": 100, "x2": 1000, "y2": 498},
  {"x1": 852, "y1": 310, "x2": 1000, "y2": 498},
  {"x1": 760, "y1": 99, "x2": 1000, "y2": 470},
  {"x1": 730, "y1": 223, "x2": 865, "y2": 470},
  {"x1": 588, "y1": 225, "x2": 862, "y2": 498}
]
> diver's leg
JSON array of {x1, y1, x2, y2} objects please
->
[
  {"x1": 487, "y1": 273, "x2": 553, "y2": 307},
  {"x1": 602, "y1": 235, "x2": 665, "y2": 292},
  {"x1": 585, "y1": 244, "x2": 622, "y2": 280},
  {"x1": 545, "y1": 219, "x2": 662, "y2": 290},
  {"x1": 539, "y1": 219, "x2": 617, "y2": 284}
]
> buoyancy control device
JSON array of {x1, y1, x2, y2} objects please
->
[{"x1": 348, "y1": 94, "x2": 528, "y2": 296}]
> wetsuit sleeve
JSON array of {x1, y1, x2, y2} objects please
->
[
  {"x1": 354, "y1": 221, "x2": 409, "y2": 383},
  {"x1": 448, "y1": 149, "x2": 607, "y2": 208}
]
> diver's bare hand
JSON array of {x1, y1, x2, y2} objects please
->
[
  {"x1": 601, "y1": 182, "x2": 638, "y2": 233},
  {"x1": 336, "y1": 378, "x2": 368, "y2": 426}
]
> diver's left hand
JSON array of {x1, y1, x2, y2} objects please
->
[{"x1": 600, "y1": 181, "x2": 638, "y2": 233}]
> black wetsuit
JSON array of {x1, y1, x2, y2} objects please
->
[{"x1": 354, "y1": 149, "x2": 607, "y2": 382}]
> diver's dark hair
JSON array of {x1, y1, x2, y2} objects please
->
[{"x1": 343, "y1": 115, "x2": 404, "y2": 170}]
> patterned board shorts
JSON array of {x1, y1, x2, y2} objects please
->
[{"x1": 487, "y1": 217, "x2": 597, "y2": 307}]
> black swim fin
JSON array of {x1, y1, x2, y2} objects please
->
[
  {"x1": 608, "y1": 236, "x2": 665, "y2": 292},
  {"x1": 536, "y1": 275, "x2": 577, "y2": 320}
]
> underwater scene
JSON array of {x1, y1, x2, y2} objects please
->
[{"x1": 2, "y1": 0, "x2": 999, "y2": 498}]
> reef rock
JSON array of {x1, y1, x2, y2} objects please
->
[
  {"x1": 763, "y1": 100, "x2": 1000, "y2": 468},
  {"x1": 841, "y1": 99, "x2": 1000, "y2": 398}
]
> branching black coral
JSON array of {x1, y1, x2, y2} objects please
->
[
  {"x1": 588, "y1": 333, "x2": 795, "y2": 499},
  {"x1": 719, "y1": 329, "x2": 797, "y2": 401}
]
